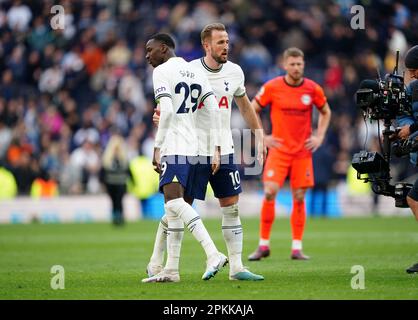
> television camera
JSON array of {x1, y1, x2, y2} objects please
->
[{"x1": 351, "y1": 51, "x2": 418, "y2": 207}]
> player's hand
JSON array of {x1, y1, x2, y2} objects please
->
[
  {"x1": 257, "y1": 139, "x2": 267, "y2": 166},
  {"x1": 305, "y1": 135, "x2": 323, "y2": 152},
  {"x1": 152, "y1": 147, "x2": 161, "y2": 174},
  {"x1": 398, "y1": 125, "x2": 411, "y2": 139},
  {"x1": 264, "y1": 135, "x2": 283, "y2": 150},
  {"x1": 153, "y1": 104, "x2": 160, "y2": 127},
  {"x1": 211, "y1": 146, "x2": 221, "y2": 175}
]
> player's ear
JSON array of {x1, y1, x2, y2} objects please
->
[
  {"x1": 160, "y1": 43, "x2": 168, "y2": 54},
  {"x1": 202, "y1": 40, "x2": 209, "y2": 51}
]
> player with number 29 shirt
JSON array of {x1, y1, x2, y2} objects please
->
[{"x1": 147, "y1": 24, "x2": 265, "y2": 282}]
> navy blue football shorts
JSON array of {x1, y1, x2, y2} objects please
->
[
  {"x1": 185, "y1": 154, "x2": 242, "y2": 200},
  {"x1": 159, "y1": 155, "x2": 194, "y2": 193}
]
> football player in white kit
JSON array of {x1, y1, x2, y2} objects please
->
[
  {"x1": 147, "y1": 24, "x2": 266, "y2": 281},
  {"x1": 142, "y1": 33, "x2": 228, "y2": 283}
]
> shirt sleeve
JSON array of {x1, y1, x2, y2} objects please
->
[
  {"x1": 313, "y1": 83, "x2": 327, "y2": 109},
  {"x1": 234, "y1": 66, "x2": 246, "y2": 97},
  {"x1": 153, "y1": 67, "x2": 174, "y2": 148},
  {"x1": 154, "y1": 96, "x2": 174, "y2": 148},
  {"x1": 153, "y1": 66, "x2": 172, "y2": 103},
  {"x1": 254, "y1": 82, "x2": 271, "y2": 108}
]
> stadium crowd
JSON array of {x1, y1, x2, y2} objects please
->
[{"x1": 0, "y1": 0, "x2": 418, "y2": 197}]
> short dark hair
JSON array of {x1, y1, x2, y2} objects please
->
[{"x1": 149, "y1": 33, "x2": 176, "y2": 49}]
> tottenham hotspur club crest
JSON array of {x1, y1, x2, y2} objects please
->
[{"x1": 224, "y1": 81, "x2": 229, "y2": 92}]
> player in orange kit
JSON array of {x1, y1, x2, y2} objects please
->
[{"x1": 248, "y1": 47, "x2": 331, "y2": 261}]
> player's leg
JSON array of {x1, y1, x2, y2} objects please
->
[
  {"x1": 210, "y1": 155, "x2": 247, "y2": 277},
  {"x1": 144, "y1": 156, "x2": 226, "y2": 281},
  {"x1": 289, "y1": 156, "x2": 314, "y2": 260},
  {"x1": 247, "y1": 181, "x2": 280, "y2": 261},
  {"x1": 146, "y1": 195, "x2": 194, "y2": 277},
  {"x1": 218, "y1": 195, "x2": 264, "y2": 281},
  {"x1": 290, "y1": 187, "x2": 309, "y2": 260},
  {"x1": 248, "y1": 152, "x2": 288, "y2": 261},
  {"x1": 210, "y1": 154, "x2": 263, "y2": 280},
  {"x1": 164, "y1": 187, "x2": 227, "y2": 281},
  {"x1": 145, "y1": 156, "x2": 204, "y2": 277},
  {"x1": 143, "y1": 181, "x2": 185, "y2": 283},
  {"x1": 218, "y1": 195, "x2": 242, "y2": 273},
  {"x1": 146, "y1": 216, "x2": 167, "y2": 277}
]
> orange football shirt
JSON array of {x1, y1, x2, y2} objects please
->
[{"x1": 255, "y1": 76, "x2": 327, "y2": 157}]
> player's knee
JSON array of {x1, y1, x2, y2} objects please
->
[
  {"x1": 219, "y1": 195, "x2": 238, "y2": 208},
  {"x1": 221, "y1": 203, "x2": 239, "y2": 219},
  {"x1": 292, "y1": 189, "x2": 306, "y2": 202},
  {"x1": 183, "y1": 195, "x2": 194, "y2": 205},
  {"x1": 264, "y1": 187, "x2": 277, "y2": 201},
  {"x1": 164, "y1": 198, "x2": 185, "y2": 218}
]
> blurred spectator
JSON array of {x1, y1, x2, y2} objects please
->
[
  {"x1": 0, "y1": 0, "x2": 416, "y2": 197},
  {"x1": 41, "y1": 105, "x2": 64, "y2": 139},
  {"x1": 310, "y1": 137, "x2": 335, "y2": 217},
  {"x1": 7, "y1": 0, "x2": 32, "y2": 33},
  {"x1": 30, "y1": 170, "x2": 59, "y2": 199},
  {"x1": 27, "y1": 16, "x2": 54, "y2": 52},
  {"x1": 70, "y1": 136, "x2": 101, "y2": 194},
  {"x1": 80, "y1": 41, "x2": 105, "y2": 76},
  {"x1": 0, "y1": 120, "x2": 12, "y2": 159},
  {"x1": 0, "y1": 162, "x2": 17, "y2": 200},
  {"x1": 10, "y1": 151, "x2": 39, "y2": 195},
  {"x1": 107, "y1": 39, "x2": 131, "y2": 68},
  {"x1": 38, "y1": 64, "x2": 64, "y2": 94},
  {"x1": 127, "y1": 154, "x2": 159, "y2": 219},
  {"x1": 100, "y1": 132, "x2": 130, "y2": 225}
]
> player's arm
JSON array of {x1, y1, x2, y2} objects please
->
[
  {"x1": 251, "y1": 87, "x2": 283, "y2": 150},
  {"x1": 235, "y1": 94, "x2": 264, "y2": 135},
  {"x1": 235, "y1": 94, "x2": 266, "y2": 165},
  {"x1": 153, "y1": 97, "x2": 173, "y2": 173},
  {"x1": 305, "y1": 102, "x2": 331, "y2": 152},
  {"x1": 152, "y1": 68, "x2": 173, "y2": 173}
]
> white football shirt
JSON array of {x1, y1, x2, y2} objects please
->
[
  {"x1": 153, "y1": 57, "x2": 217, "y2": 156},
  {"x1": 190, "y1": 58, "x2": 246, "y2": 156}
]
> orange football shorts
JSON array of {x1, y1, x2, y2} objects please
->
[{"x1": 263, "y1": 150, "x2": 314, "y2": 189}]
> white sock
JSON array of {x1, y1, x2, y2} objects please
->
[
  {"x1": 167, "y1": 198, "x2": 218, "y2": 259},
  {"x1": 259, "y1": 239, "x2": 270, "y2": 247},
  {"x1": 164, "y1": 201, "x2": 184, "y2": 271},
  {"x1": 149, "y1": 215, "x2": 168, "y2": 267},
  {"x1": 221, "y1": 204, "x2": 243, "y2": 274},
  {"x1": 292, "y1": 240, "x2": 302, "y2": 251}
]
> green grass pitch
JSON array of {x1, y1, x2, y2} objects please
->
[{"x1": 0, "y1": 217, "x2": 417, "y2": 300}]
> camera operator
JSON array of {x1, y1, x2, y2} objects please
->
[{"x1": 394, "y1": 45, "x2": 418, "y2": 274}]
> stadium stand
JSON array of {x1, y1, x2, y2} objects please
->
[{"x1": 0, "y1": 0, "x2": 417, "y2": 213}]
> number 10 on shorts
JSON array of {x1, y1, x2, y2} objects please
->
[{"x1": 229, "y1": 171, "x2": 241, "y2": 189}]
